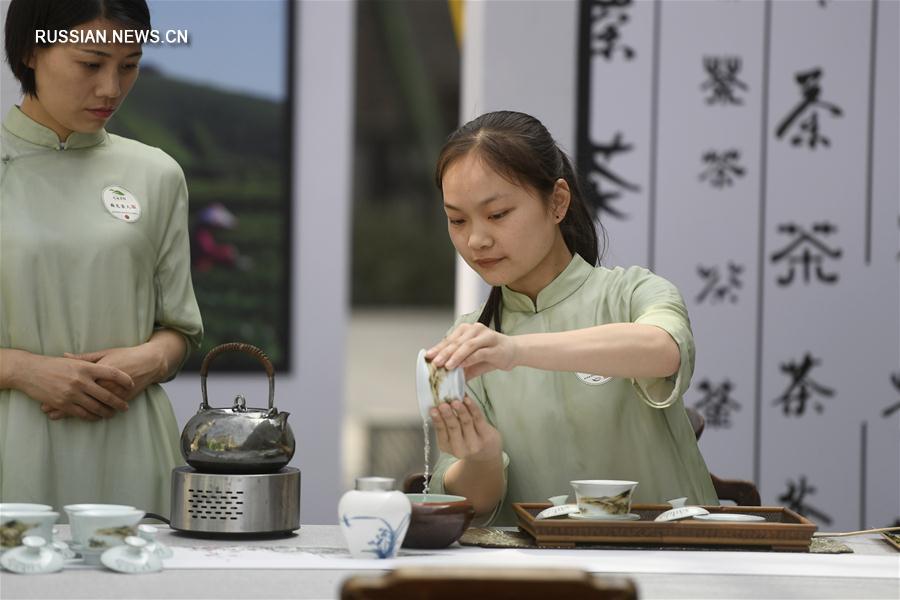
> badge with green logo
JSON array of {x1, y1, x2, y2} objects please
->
[{"x1": 101, "y1": 185, "x2": 141, "y2": 222}]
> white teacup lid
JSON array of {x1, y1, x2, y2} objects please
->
[
  {"x1": 416, "y1": 349, "x2": 465, "y2": 422},
  {"x1": 0, "y1": 536, "x2": 64, "y2": 574},
  {"x1": 100, "y1": 536, "x2": 163, "y2": 574},
  {"x1": 693, "y1": 513, "x2": 766, "y2": 522},
  {"x1": 138, "y1": 525, "x2": 157, "y2": 539},
  {"x1": 536, "y1": 504, "x2": 580, "y2": 520},
  {"x1": 655, "y1": 505, "x2": 709, "y2": 522}
]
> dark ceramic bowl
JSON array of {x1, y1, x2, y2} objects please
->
[{"x1": 402, "y1": 494, "x2": 475, "y2": 549}]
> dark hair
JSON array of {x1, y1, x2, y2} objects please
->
[
  {"x1": 4, "y1": 0, "x2": 151, "y2": 97},
  {"x1": 435, "y1": 110, "x2": 607, "y2": 332}
]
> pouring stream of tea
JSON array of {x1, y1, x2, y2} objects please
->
[{"x1": 422, "y1": 419, "x2": 431, "y2": 497}]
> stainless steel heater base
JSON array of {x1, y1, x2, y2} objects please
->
[{"x1": 170, "y1": 467, "x2": 300, "y2": 536}]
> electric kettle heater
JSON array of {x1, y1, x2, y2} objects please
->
[{"x1": 169, "y1": 343, "x2": 300, "y2": 536}]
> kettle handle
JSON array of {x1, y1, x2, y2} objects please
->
[{"x1": 199, "y1": 343, "x2": 275, "y2": 412}]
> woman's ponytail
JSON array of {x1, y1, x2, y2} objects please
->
[{"x1": 558, "y1": 149, "x2": 604, "y2": 268}]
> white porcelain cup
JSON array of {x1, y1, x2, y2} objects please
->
[
  {"x1": 570, "y1": 480, "x2": 638, "y2": 517},
  {"x1": 68, "y1": 509, "x2": 144, "y2": 565},
  {"x1": 0, "y1": 510, "x2": 59, "y2": 551},
  {"x1": 0, "y1": 503, "x2": 54, "y2": 512},
  {"x1": 63, "y1": 504, "x2": 136, "y2": 540},
  {"x1": 63, "y1": 503, "x2": 135, "y2": 515}
]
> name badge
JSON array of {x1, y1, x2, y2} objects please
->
[
  {"x1": 575, "y1": 372, "x2": 613, "y2": 386},
  {"x1": 102, "y1": 186, "x2": 141, "y2": 222}
]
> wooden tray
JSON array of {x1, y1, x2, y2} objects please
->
[
  {"x1": 514, "y1": 503, "x2": 817, "y2": 552},
  {"x1": 882, "y1": 531, "x2": 900, "y2": 551}
]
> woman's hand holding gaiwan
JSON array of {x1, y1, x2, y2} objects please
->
[
  {"x1": 426, "y1": 322, "x2": 518, "y2": 380},
  {"x1": 430, "y1": 396, "x2": 502, "y2": 463},
  {"x1": 430, "y1": 396, "x2": 505, "y2": 516}
]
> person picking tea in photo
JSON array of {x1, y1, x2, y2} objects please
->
[
  {"x1": 0, "y1": 0, "x2": 202, "y2": 516},
  {"x1": 425, "y1": 111, "x2": 717, "y2": 525}
]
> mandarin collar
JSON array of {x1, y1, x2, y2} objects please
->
[
  {"x1": 501, "y1": 253, "x2": 594, "y2": 313},
  {"x1": 2, "y1": 105, "x2": 107, "y2": 150}
]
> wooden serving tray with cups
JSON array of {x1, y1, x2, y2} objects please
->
[{"x1": 513, "y1": 503, "x2": 817, "y2": 552}]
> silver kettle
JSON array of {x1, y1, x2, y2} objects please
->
[{"x1": 180, "y1": 343, "x2": 295, "y2": 474}]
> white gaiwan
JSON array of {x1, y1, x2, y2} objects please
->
[
  {"x1": 569, "y1": 480, "x2": 640, "y2": 520},
  {"x1": 0, "y1": 509, "x2": 59, "y2": 554},
  {"x1": 416, "y1": 349, "x2": 465, "y2": 422}
]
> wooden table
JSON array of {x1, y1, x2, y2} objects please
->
[{"x1": 2, "y1": 525, "x2": 897, "y2": 599}]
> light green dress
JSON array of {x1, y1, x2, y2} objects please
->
[
  {"x1": 430, "y1": 253, "x2": 718, "y2": 525},
  {"x1": 0, "y1": 106, "x2": 203, "y2": 516}
]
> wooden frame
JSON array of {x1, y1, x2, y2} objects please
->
[{"x1": 341, "y1": 568, "x2": 637, "y2": 600}]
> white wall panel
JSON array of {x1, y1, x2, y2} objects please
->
[{"x1": 463, "y1": 0, "x2": 899, "y2": 529}]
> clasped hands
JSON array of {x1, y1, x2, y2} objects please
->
[{"x1": 25, "y1": 344, "x2": 166, "y2": 422}]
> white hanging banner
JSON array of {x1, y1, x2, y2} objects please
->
[{"x1": 461, "y1": 0, "x2": 899, "y2": 531}]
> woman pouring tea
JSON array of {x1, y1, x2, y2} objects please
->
[
  {"x1": 0, "y1": 0, "x2": 202, "y2": 516},
  {"x1": 425, "y1": 111, "x2": 717, "y2": 525}
]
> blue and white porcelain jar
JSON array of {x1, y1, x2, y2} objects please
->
[{"x1": 338, "y1": 477, "x2": 411, "y2": 559}]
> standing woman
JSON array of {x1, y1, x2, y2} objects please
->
[
  {"x1": 426, "y1": 111, "x2": 717, "y2": 525},
  {"x1": 0, "y1": 0, "x2": 202, "y2": 516}
]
